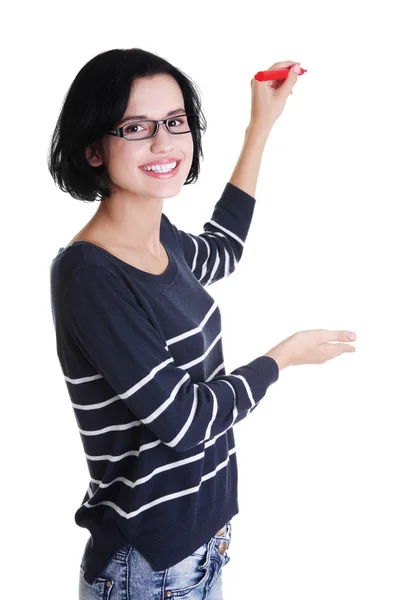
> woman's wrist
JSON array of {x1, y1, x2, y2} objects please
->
[{"x1": 264, "y1": 348, "x2": 289, "y2": 370}]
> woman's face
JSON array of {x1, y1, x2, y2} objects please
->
[{"x1": 89, "y1": 74, "x2": 195, "y2": 200}]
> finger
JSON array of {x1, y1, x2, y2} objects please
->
[
  {"x1": 275, "y1": 65, "x2": 300, "y2": 98},
  {"x1": 320, "y1": 330, "x2": 358, "y2": 344},
  {"x1": 329, "y1": 343, "x2": 357, "y2": 356}
]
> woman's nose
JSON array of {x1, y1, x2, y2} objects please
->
[{"x1": 150, "y1": 123, "x2": 174, "y2": 149}]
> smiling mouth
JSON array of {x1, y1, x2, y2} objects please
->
[
  {"x1": 139, "y1": 160, "x2": 181, "y2": 177},
  {"x1": 140, "y1": 159, "x2": 181, "y2": 170}
]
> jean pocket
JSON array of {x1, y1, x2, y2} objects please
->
[
  {"x1": 79, "y1": 566, "x2": 114, "y2": 600},
  {"x1": 165, "y1": 541, "x2": 212, "y2": 597}
]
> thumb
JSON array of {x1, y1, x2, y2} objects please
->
[{"x1": 277, "y1": 64, "x2": 300, "y2": 98}]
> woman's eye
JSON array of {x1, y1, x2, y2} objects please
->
[
  {"x1": 168, "y1": 119, "x2": 182, "y2": 128},
  {"x1": 124, "y1": 122, "x2": 148, "y2": 134},
  {"x1": 126, "y1": 124, "x2": 144, "y2": 133}
]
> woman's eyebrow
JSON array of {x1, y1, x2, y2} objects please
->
[{"x1": 119, "y1": 108, "x2": 186, "y2": 124}]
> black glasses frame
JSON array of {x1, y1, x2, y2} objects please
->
[{"x1": 107, "y1": 113, "x2": 200, "y2": 141}]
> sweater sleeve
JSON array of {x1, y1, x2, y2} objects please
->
[
  {"x1": 168, "y1": 182, "x2": 257, "y2": 286},
  {"x1": 66, "y1": 265, "x2": 279, "y2": 453}
]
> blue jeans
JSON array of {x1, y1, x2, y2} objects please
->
[{"x1": 79, "y1": 521, "x2": 232, "y2": 599}]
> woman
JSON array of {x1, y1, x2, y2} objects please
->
[{"x1": 48, "y1": 47, "x2": 357, "y2": 600}]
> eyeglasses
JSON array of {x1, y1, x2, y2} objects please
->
[{"x1": 107, "y1": 113, "x2": 200, "y2": 141}]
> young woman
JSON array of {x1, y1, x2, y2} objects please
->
[{"x1": 48, "y1": 47, "x2": 357, "y2": 600}]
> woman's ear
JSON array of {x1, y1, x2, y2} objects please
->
[{"x1": 85, "y1": 142, "x2": 104, "y2": 167}]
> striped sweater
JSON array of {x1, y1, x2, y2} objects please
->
[{"x1": 50, "y1": 182, "x2": 279, "y2": 585}]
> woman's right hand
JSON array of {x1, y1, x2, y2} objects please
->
[{"x1": 264, "y1": 329, "x2": 357, "y2": 370}]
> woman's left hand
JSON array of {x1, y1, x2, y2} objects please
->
[{"x1": 248, "y1": 60, "x2": 301, "y2": 132}]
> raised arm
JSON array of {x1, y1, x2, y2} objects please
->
[{"x1": 169, "y1": 125, "x2": 272, "y2": 286}]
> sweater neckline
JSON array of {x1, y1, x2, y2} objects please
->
[{"x1": 58, "y1": 213, "x2": 179, "y2": 286}]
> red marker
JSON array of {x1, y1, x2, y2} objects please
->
[{"x1": 255, "y1": 67, "x2": 307, "y2": 81}]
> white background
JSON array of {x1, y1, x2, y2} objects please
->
[{"x1": 2, "y1": 1, "x2": 399, "y2": 598}]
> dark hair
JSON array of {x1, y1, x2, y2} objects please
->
[{"x1": 47, "y1": 48, "x2": 207, "y2": 202}]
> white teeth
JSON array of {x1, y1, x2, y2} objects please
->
[{"x1": 142, "y1": 161, "x2": 177, "y2": 172}]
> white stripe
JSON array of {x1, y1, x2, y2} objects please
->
[
  {"x1": 166, "y1": 302, "x2": 219, "y2": 345},
  {"x1": 91, "y1": 450, "x2": 205, "y2": 490},
  {"x1": 65, "y1": 373, "x2": 103, "y2": 384},
  {"x1": 218, "y1": 379, "x2": 239, "y2": 425},
  {"x1": 85, "y1": 429, "x2": 223, "y2": 463},
  {"x1": 206, "y1": 220, "x2": 244, "y2": 246},
  {"x1": 204, "y1": 428, "x2": 231, "y2": 447},
  {"x1": 72, "y1": 393, "x2": 119, "y2": 411},
  {"x1": 86, "y1": 448, "x2": 139, "y2": 462},
  {"x1": 85, "y1": 440, "x2": 160, "y2": 462},
  {"x1": 204, "y1": 249, "x2": 221, "y2": 286},
  {"x1": 166, "y1": 384, "x2": 199, "y2": 448},
  {"x1": 204, "y1": 385, "x2": 218, "y2": 441},
  {"x1": 79, "y1": 418, "x2": 142, "y2": 436},
  {"x1": 229, "y1": 374, "x2": 256, "y2": 407},
  {"x1": 188, "y1": 234, "x2": 199, "y2": 272},
  {"x1": 188, "y1": 380, "x2": 235, "y2": 448},
  {"x1": 119, "y1": 357, "x2": 175, "y2": 400},
  {"x1": 138, "y1": 439, "x2": 163, "y2": 454},
  {"x1": 179, "y1": 331, "x2": 222, "y2": 371},
  {"x1": 82, "y1": 448, "x2": 236, "y2": 519},
  {"x1": 199, "y1": 237, "x2": 211, "y2": 282},
  {"x1": 207, "y1": 361, "x2": 225, "y2": 380},
  {"x1": 224, "y1": 247, "x2": 231, "y2": 278},
  {"x1": 141, "y1": 372, "x2": 189, "y2": 425}
]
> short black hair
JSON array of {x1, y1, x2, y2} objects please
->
[{"x1": 47, "y1": 48, "x2": 207, "y2": 202}]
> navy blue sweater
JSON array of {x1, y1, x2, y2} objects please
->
[{"x1": 50, "y1": 182, "x2": 279, "y2": 585}]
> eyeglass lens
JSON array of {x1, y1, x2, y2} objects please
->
[{"x1": 123, "y1": 114, "x2": 198, "y2": 140}]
